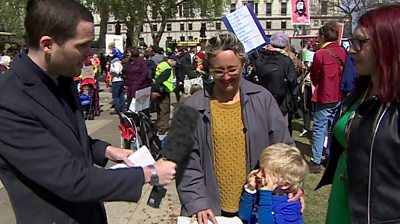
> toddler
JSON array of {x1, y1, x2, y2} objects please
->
[{"x1": 239, "y1": 143, "x2": 308, "y2": 224}]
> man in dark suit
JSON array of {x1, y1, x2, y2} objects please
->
[{"x1": 0, "y1": 0, "x2": 176, "y2": 223}]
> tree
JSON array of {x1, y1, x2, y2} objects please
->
[
  {"x1": 109, "y1": 0, "x2": 148, "y2": 48},
  {"x1": 81, "y1": 0, "x2": 111, "y2": 49},
  {"x1": 329, "y1": 0, "x2": 393, "y2": 34},
  {"x1": 0, "y1": 0, "x2": 28, "y2": 46},
  {"x1": 147, "y1": 0, "x2": 227, "y2": 47}
]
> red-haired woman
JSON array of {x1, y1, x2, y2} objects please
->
[{"x1": 317, "y1": 4, "x2": 400, "y2": 223}]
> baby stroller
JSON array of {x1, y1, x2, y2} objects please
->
[
  {"x1": 79, "y1": 78, "x2": 100, "y2": 120},
  {"x1": 119, "y1": 111, "x2": 162, "y2": 159}
]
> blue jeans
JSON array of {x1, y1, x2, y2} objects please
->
[
  {"x1": 311, "y1": 103, "x2": 339, "y2": 164},
  {"x1": 111, "y1": 81, "x2": 126, "y2": 113}
]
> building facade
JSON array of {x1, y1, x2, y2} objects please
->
[{"x1": 95, "y1": 0, "x2": 346, "y2": 49}]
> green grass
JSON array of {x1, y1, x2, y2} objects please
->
[{"x1": 292, "y1": 118, "x2": 330, "y2": 224}]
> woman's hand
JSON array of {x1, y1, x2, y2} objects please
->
[
  {"x1": 190, "y1": 209, "x2": 218, "y2": 224},
  {"x1": 288, "y1": 188, "x2": 305, "y2": 213}
]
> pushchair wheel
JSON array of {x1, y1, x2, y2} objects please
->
[{"x1": 88, "y1": 114, "x2": 94, "y2": 120}]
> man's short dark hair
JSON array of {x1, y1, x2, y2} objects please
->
[
  {"x1": 25, "y1": 0, "x2": 93, "y2": 49},
  {"x1": 152, "y1": 46, "x2": 162, "y2": 54}
]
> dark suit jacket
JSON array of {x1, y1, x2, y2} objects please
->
[{"x1": 0, "y1": 53, "x2": 145, "y2": 224}]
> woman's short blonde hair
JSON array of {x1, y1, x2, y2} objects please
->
[
  {"x1": 259, "y1": 143, "x2": 308, "y2": 192},
  {"x1": 205, "y1": 32, "x2": 248, "y2": 65}
]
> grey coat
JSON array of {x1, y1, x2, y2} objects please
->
[{"x1": 177, "y1": 78, "x2": 294, "y2": 216}]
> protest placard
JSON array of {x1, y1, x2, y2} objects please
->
[{"x1": 222, "y1": 4, "x2": 268, "y2": 54}]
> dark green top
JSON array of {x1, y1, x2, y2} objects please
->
[{"x1": 326, "y1": 100, "x2": 359, "y2": 224}]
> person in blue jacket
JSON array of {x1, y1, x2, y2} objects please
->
[
  {"x1": 341, "y1": 51, "x2": 358, "y2": 96},
  {"x1": 239, "y1": 143, "x2": 308, "y2": 224}
]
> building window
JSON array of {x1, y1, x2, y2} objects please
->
[
  {"x1": 166, "y1": 23, "x2": 172, "y2": 31},
  {"x1": 247, "y1": 1, "x2": 257, "y2": 14},
  {"x1": 200, "y1": 22, "x2": 207, "y2": 38},
  {"x1": 266, "y1": 21, "x2": 272, "y2": 29},
  {"x1": 180, "y1": 36, "x2": 185, "y2": 41},
  {"x1": 140, "y1": 25, "x2": 144, "y2": 32},
  {"x1": 167, "y1": 36, "x2": 173, "y2": 41},
  {"x1": 183, "y1": 2, "x2": 191, "y2": 17},
  {"x1": 188, "y1": 23, "x2": 193, "y2": 31},
  {"x1": 281, "y1": 21, "x2": 287, "y2": 29},
  {"x1": 266, "y1": 3, "x2": 272, "y2": 16},
  {"x1": 321, "y1": 1, "x2": 328, "y2": 15},
  {"x1": 179, "y1": 5, "x2": 183, "y2": 17},
  {"x1": 180, "y1": 23, "x2": 185, "y2": 31},
  {"x1": 188, "y1": 36, "x2": 194, "y2": 41},
  {"x1": 230, "y1": 3, "x2": 236, "y2": 12},
  {"x1": 281, "y1": 2, "x2": 287, "y2": 15},
  {"x1": 216, "y1": 22, "x2": 221, "y2": 30},
  {"x1": 139, "y1": 38, "x2": 145, "y2": 46},
  {"x1": 152, "y1": 24, "x2": 157, "y2": 32}
]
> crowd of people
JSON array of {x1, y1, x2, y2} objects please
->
[{"x1": 0, "y1": 0, "x2": 399, "y2": 223}]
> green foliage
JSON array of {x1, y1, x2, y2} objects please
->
[
  {"x1": 147, "y1": 0, "x2": 228, "y2": 46},
  {"x1": 0, "y1": 0, "x2": 28, "y2": 45}
]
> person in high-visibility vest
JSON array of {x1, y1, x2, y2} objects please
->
[{"x1": 151, "y1": 55, "x2": 179, "y2": 135}]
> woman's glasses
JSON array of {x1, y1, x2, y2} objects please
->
[
  {"x1": 209, "y1": 66, "x2": 242, "y2": 77},
  {"x1": 349, "y1": 38, "x2": 370, "y2": 52}
]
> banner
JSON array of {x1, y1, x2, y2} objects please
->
[
  {"x1": 129, "y1": 87, "x2": 151, "y2": 112},
  {"x1": 337, "y1": 23, "x2": 345, "y2": 45},
  {"x1": 291, "y1": 0, "x2": 311, "y2": 25},
  {"x1": 222, "y1": 4, "x2": 269, "y2": 54}
]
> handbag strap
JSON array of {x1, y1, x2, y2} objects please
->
[{"x1": 326, "y1": 48, "x2": 344, "y2": 67}]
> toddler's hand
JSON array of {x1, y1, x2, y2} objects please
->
[
  {"x1": 259, "y1": 173, "x2": 278, "y2": 191},
  {"x1": 246, "y1": 169, "x2": 259, "y2": 191}
]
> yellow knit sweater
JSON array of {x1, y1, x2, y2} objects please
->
[{"x1": 210, "y1": 100, "x2": 246, "y2": 213}]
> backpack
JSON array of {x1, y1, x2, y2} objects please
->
[{"x1": 251, "y1": 50, "x2": 288, "y2": 105}]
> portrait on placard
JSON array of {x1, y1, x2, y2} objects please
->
[{"x1": 291, "y1": 0, "x2": 311, "y2": 25}]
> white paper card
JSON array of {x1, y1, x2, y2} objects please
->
[
  {"x1": 109, "y1": 145, "x2": 155, "y2": 169},
  {"x1": 129, "y1": 87, "x2": 151, "y2": 112},
  {"x1": 177, "y1": 216, "x2": 243, "y2": 224},
  {"x1": 223, "y1": 4, "x2": 267, "y2": 54}
]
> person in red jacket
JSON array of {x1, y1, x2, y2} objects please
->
[{"x1": 309, "y1": 21, "x2": 346, "y2": 173}]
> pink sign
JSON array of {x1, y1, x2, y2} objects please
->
[
  {"x1": 337, "y1": 23, "x2": 345, "y2": 45},
  {"x1": 291, "y1": 0, "x2": 311, "y2": 25}
]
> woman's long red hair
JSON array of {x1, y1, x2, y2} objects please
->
[{"x1": 358, "y1": 4, "x2": 400, "y2": 103}]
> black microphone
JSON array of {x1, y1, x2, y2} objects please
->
[{"x1": 147, "y1": 105, "x2": 199, "y2": 208}]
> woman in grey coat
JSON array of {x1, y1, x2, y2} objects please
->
[{"x1": 176, "y1": 32, "x2": 295, "y2": 223}]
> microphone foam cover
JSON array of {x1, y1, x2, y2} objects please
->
[{"x1": 160, "y1": 105, "x2": 199, "y2": 164}]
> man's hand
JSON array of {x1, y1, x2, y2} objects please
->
[
  {"x1": 190, "y1": 209, "x2": 218, "y2": 224},
  {"x1": 144, "y1": 159, "x2": 177, "y2": 186},
  {"x1": 105, "y1": 145, "x2": 134, "y2": 166},
  {"x1": 288, "y1": 188, "x2": 305, "y2": 213},
  {"x1": 151, "y1": 92, "x2": 161, "y2": 99}
]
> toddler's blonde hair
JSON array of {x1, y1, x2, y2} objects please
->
[{"x1": 259, "y1": 143, "x2": 308, "y2": 192}]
